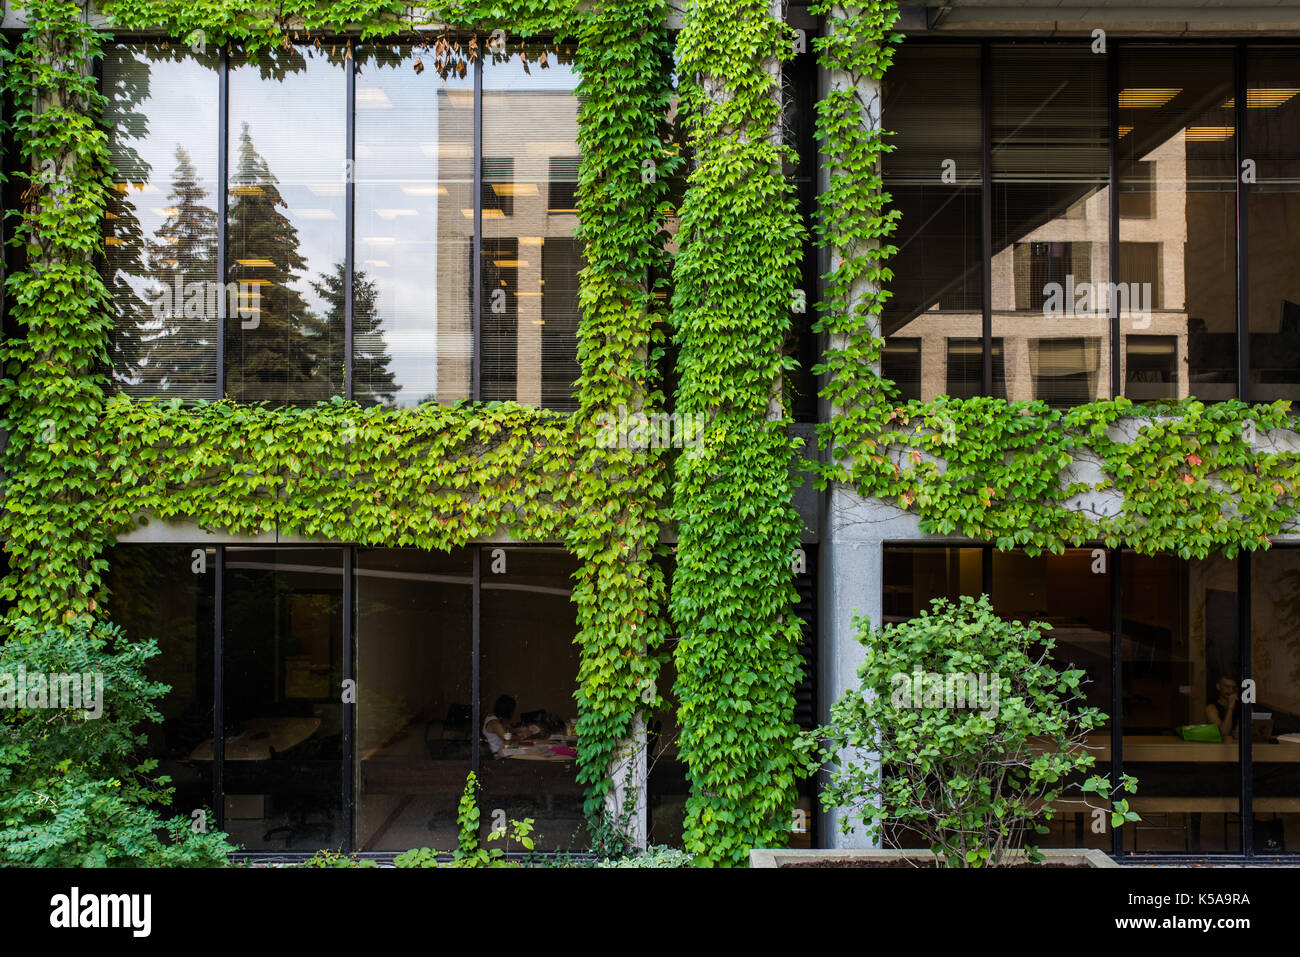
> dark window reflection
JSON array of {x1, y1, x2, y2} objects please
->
[
  {"x1": 1249, "y1": 549, "x2": 1300, "y2": 853},
  {"x1": 1120, "y1": 47, "x2": 1237, "y2": 402},
  {"x1": 355, "y1": 548, "x2": 472, "y2": 851},
  {"x1": 104, "y1": 545, "x2": 215, "y2": 823},
  {"x1": 883, "y1": 45, "x2": 984, "y2": 401},
  {"x1": 226, "y1": 48, "x2": 346, "y2": 405},
  {"x1": 1247, "y1": 49, "x2": 1300, "y2": 402},
  {"x1": 992, "y1": 548, "x2": 1112, "y2": 850},
  {"x1": 223, "y1": 547, "x2": 343, "y2": 850},
  {"x1": 102, "y1": 45, "x2": 220, "y2": 401},
  {"x1": 992, "y1": 45, "x2": 1109, "y2": 406},
  {"x1": 478, "y1": 547, "x2": 583, "y2": 851},
  {"x1": 1121, "y1": 552, "x2": 1239, "y2": 853}
]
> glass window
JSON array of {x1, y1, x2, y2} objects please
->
[
  {"x1": 478, "y1": 547, "x2": 583, "y2": 850},
  {"x1": 992, "y1": 45, "x2": 1109, "y2": 407},
  {"x1": 1121, "y1": 552, "x2": 1240, "y2": 853},
  {"x1": 1120, "y1": 47, "x2": 1237, "y2": 403},
  {"x1": 1249, "y1": 550, "x2": 1300, "y2": 854},
  {"x1": 102, "y1": 45, "x2": 220, "y2": 400},
  {"x1": 480, "y1": 45, "x2": 583, "y2": 411},
  {"x1": 1247, "y1": 49, "x2": 1300, "y2": 403},
  {"x1": 882, "y1": 546, "x2": 983, "y2": 625},
  {"x1": 991, "y1": 548, "x2": 1112, "y2": 850},
  {"x1": 104, "y1": 545, "x2": 215, "y2": 823},
  {"x1": 222, "y1": 547, "x2": 344, "y2": 850},
  {"x1": 226, "y1": 48, "x2": 347, "y2": 405},
  {"x1": 355, "y1": 547, "x2": 473, "y2": 851},
  {"x1": 353, "y1": 47, "x2": 474, "y2": 407},
  {"x1": 882, "y1": 45, "x2": 984, "y2": 402}
]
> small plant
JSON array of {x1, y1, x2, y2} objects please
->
[
  {"x1": 301, "y1": 849, "x2": 376, "y2": 868},
  {"x1": 594, "y1": 845, "x2": 694, "y2": 868},
  {"x1": 811, "y1": 595, "x2": 1139, "y2": 867},
  {"x1": 396, "y1": 772, "x2": 534, "y2": 868}
]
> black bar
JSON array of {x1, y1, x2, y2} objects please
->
[
  {"x1": 1236, "y1": 44, "x2": 1249, "y2": 401},
  {"x1": 980, "y1": 42, "x2": 993, "y2": 397},
  {"x1": 1239, "y1": 551, "x2": 1253, "y2": 856},
  {"x1": 342, "y1": 547, "x2": 354, "y2": 851},
  {"x1": 1108, "y1": 41, "x2": 1121, "y2": 399},
  {"x1": 982, "y1": 543, "x2": 992, "y2": 596},
  {"x1": 344, "y1": 46, "x2": 355, "y2": 401},
  {"x1": 471, "y1": 547, "x2": 482, "y2": 771},
  {"x1": 217, "y1": 47, "x2": 228, "y2": 400},
  {"x1": 1110, "y1": 546, "x2": 1123, "y2": 857},
  {"x1": 213, "y1": 546, "x2": 225, "y2": 831},
  {"x1": 471, "y1": 54, "x2": 483, "y2": 401}
]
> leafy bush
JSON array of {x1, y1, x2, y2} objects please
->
[
  {"x1": 0, "y1": 617, "x2": 236, "y2": 866},
  {"x1": 593, "y1": 845, "x2": 694, "y2": 868},
  {"x1": 813, "y1": 595, "x2": 1137, "y2": 867}
]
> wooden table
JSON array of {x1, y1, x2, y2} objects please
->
[
  {"x1": 188, "y1": 717, "x2": 322, "y2": 761},
  {"x1": 1077, "y1": 734, "x2": 1300, "y2": 764}
]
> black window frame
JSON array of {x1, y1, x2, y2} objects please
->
[{"x1": 97, "y1": 35, "x2": 584, "y2": 408}]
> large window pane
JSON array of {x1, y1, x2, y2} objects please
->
[
  {"x1": 1247, "y1": 50, "x2": 1300, "y2": 403},
  {"x1": 104, "y1": 545, "x2": 215, "y2": 824},
  {"x1": 992, "y1": 548, "x2": 1111, "y2": 850},
  {"x1": 882, "y1": 545, "x2": 983, "y2": 626},
  {"x1": 478, "y1": 547, "x2": 582, "y2": 850},
  {"x1": 222, "y1": 547, "x2": 343, "y2": 850},
  {"x1": 354, "y1": 48, "x2": 473, "y2": 407},
  {"x1": 226, "y1": 48, "x2": 347, "y2": 405},
  {"x1": 1120, "y1": 48, "x2": 1237, "y2": 402},
  {"x1": 1121, "y1": 552, "x2": 1239, "y2": 853},
  {"x1": 882, "y1": 45, "x2": 983, "y2": 402},
  {"x1": 1249, "y1": 550, "x2": 1300, "y2": 854},
  {"x1": 480, "y1": 45, "x2": 582, "y2": 410},
  {"x1": 103, "y1": 45, "x2": 220, "y2": 400},
  {"x1": 993, "y1": 46, "x2": 1109, "y2": 407},
  {"x1": 355, "y1": 547, "x2": 473, "y2": 850}
]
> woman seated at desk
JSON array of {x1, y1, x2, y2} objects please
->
[
  {"x1": 1205, "y1": 675, "x2": 1241, "y2": 740},
  {"x1": 482, "y1": 695, "x2": 541, "y2": 758}
]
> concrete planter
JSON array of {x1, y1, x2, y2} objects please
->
[{"x1": 749, "y1": 848, "x2": 1118, "y2": 868}]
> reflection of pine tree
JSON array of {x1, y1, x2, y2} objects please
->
[
  {"x1": 225, "y1": 122, "x2": 333, "y2": 404},
  {"x1": 311, "y1": 263, "x2": 397, "y2": 405},
  {"x1": 138, "y1": 146, "x2": 219, "y2": 399},
  {"x1": 101, "y1": 49, "x2": 155, "y2": 394}
]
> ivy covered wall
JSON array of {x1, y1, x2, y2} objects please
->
[{"x1": 6, "y1": 0, "x2": 1300, "y2": 867}]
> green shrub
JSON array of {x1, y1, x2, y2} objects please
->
[
  {"x1": 0, "y1": 617, "x2": 236, "y2": 866},
  {"x1": 812, "y1": 595, "x2": 1138, "y2": 867},
  {"x1": 593, "y1": 845, "x2": 694, "y2": 868}
]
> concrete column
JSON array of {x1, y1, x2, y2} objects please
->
[{"x1": 604, "y1": 714, "x2": 648, "y2": 851}]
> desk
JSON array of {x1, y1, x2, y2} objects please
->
[
  {"x1": 501, "y1": 735, "x2": 578, "y2": 762},
  {"x1": 1078, "y1": 734, "x2": 1300, "y2": 764},
  {"x1": 188, "y1": 717, "x2": 322, "y2": 761}
]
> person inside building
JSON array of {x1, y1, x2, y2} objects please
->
[{"x1": 1205, "y1": 675, "x2": 1242, "y2": 740}]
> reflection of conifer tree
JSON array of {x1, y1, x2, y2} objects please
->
[
  {"x1": 311, "y1": 263, "x2": 397, "y2": 405},
  {"x1": 101, "y1": 50, "x2": 155, "y2": 393},
  {"x1": 225, "y1": 122, "x2": 329, "y2": 404},
  {"x1": 139, "y1": 146, "x2": 219, "y2": 399}
]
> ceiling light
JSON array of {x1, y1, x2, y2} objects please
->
[
  {"x1": 1184, "y1": 126, "x2": 1235, "y2": 141},
  {"x1": 1119, "y1": 88, "x2": 1181, "y2": 108}
]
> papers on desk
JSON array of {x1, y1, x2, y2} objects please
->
[
  {"x1": 1279, "y1": 733, "x2": 1300, "y2": 745},
  {"x1": 501, "y1": 746, "x2": 531, "y2": 757}
]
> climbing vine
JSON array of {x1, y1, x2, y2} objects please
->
[
  {"x1": 669, "y1": 0, "x2": 807, "y2": 865},
  {"x1": 566, "y1": 0, "x2": 678, "y2": 828}
]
